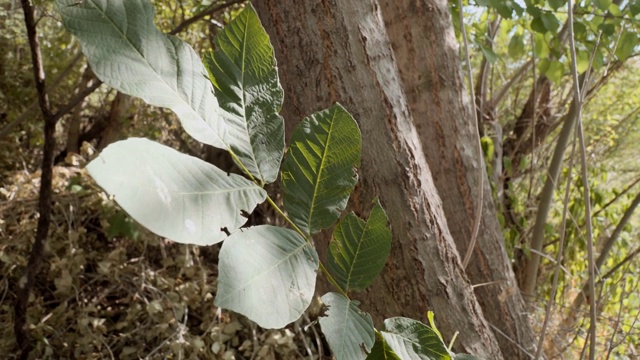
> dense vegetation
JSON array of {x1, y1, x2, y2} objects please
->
[{"x1": 0, "y1": 0, "x2": 638, "y2": 358}]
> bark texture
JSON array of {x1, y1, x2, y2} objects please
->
[
  {"x1": 378, "y1": 1, "x2": 538, "y2": 358},
  {"x1": 254, "y1": 1, "x2": 503, "y2": 358}
]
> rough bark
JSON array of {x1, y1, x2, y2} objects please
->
[
  {"x1": 66, "y1": 66, "x2": 95, "y2": 154},
  {"x1": 254, "y1": 1, "x2": 503, "y2": 357},
  {"x1": 378, "y1": 1, "x2": 538, "y2": 358},
  {"x1": 97, "y1": 92, "x2": 131, "y2": 151}
]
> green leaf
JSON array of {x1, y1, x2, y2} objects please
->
[
  {"x1": 106, "y1": 212, "x2": 139, "y2": 240},
  {"x1": 478, "y1": 44, "x2": 498, "y2": 64},
  {"x1": 548, "y1": 0, "x2": 566, "y2": 10},
  {"x1": 608, "y1": 3, "x2": 622, "y2": 16},
  {"x1": 531, "y1": 11, "x2": 560, "y2": 33},
  {"x1": 367, "y1": 336, "x2": 402, "y2": 360},
  {"x1": 318, "y1": 293, "x2": 375, "y2": 360},
  {"x1": 594, "y1": 0, "x2": 612, "y2": 11},
  {"x1": 87, "y1": 138, "x2": 266, "y2": 245},
  {"x1": 540, "y1": 12, "x2": 561, "y2": 33},
  {"x1": 598, "y1": 22, "x2": 616, "y2": 36},
  {"x1": 215, "y1": 225, "x2": 319, "y2": 328},
  {"x1": 508, "y1": 34, "x2": 525, "y2": 58},
  {"x1": 203, "y1": 4, "x2": 284, "y2": 184},
  {"x1": 281, "y1": 103, "x2": 361, "y2": 236},
  {"x1": 534, "y1": 33, "x2": 550, "y2": 58},
  {"x1": 493, "y1": 1, "x2": 515, "y2": 18},
  {"x1": 537, "y1": 58, "x2": 550, "y2": 75},
  {"x1": 575, "y1": 50, "x2": 589, "y2": 73},
  {"x1": 327, "y1": 199, "x2": 392, "y2": 292},
  {"x1": 531, "y1": 17, "x2": 547, "y2": 33},
  {"x1": 615, "y1": 31, "x2": 638, "y2": 61},
  {"x1": 631, "y1": 0, "x2": 640, "y2": 16},
  {"x1": 573, "y1": 21, "x2": 587, "y2": 37},
  {"x1": 57, "y1": 0, "x2": 226, "y2": 150},
  {"x1": 380, "y1": 317, "x2": 453, "y2": 360},
  {"x1": 545, "y1": 60, "x2": 565, "y2": 84}
]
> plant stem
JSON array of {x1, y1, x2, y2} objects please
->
[{"x1": 264, "y1": 195, "x2": 349, "y2": 298}]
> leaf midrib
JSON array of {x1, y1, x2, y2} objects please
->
[
  {"x1": 306, "y1": 109, "x2": 338, "y2": 234},
  {"x1": 238, "y1": 12, "x2": 264, "y2": 182}
]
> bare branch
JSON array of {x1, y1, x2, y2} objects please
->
[
  {"x1": 570, "y1": 191, "x2": 640, "y2": 312},
  {"x1": 14, "y1": 1, "x2": 57, "y2": 358},
  {"x1": 169, "y1": 0, "x2": 245, "y2": 35},
  {"x1": 0, "y1": 52, "x2": 82, "y2": 139}
]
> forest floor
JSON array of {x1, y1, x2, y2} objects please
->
[{"x1": 0, "y1": 165, "x2": 327, "y2": 359}]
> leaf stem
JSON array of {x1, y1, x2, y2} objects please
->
[
  {"x1": 233, "y1": 147, "x2": 350, "y2": 299},
  {"x1": 228, "y1": 149, "x2": 265, "y2": 187},
  {"x1": 264, "y1": 195, "x2": 348, "y2": 298},
  {"x1": 265, "y1": 195, "x2": 304, "y2": 235}
]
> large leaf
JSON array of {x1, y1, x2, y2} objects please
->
[
  {"x1": 204, "y1": 4, "x2": 284, "y2": 184},
  {"x1": 379, "y1": 317, "x2": 454, "y2": 360},
  {"x1": 318, "y1": 292, "x2": 375, "y2": 360},
  {"x1": 57, "y1": 0, "x2": 226, "y2": 149},
  {"x1": 327, "y1": 199, "x2": 392, "y2": 292},
  {"x1": 281, "y1": 104, "x2": 361, "y2": 236},
  {"x1": 215, "y1": 225, "x2": 319, "y2": 328},
  {"x1": 86, "y1": 138, "x2": 266, "y2": 245}
]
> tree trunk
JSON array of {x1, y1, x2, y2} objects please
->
[
  {"x1": 254, "y1": 1, "x2": 503, "y2": 358},
  {"x1": 378, "y1": 1, "x2": 538, "y2": 358}
]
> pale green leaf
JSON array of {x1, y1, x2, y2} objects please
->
[
  {"x1": 57, "y1": 0, "x2": 227, "y2": 149},
  {"x1": 318, "y1": 292, "x2": 375, "y2": 360},
  {"x1": 281, "y1": 103, "x2": 361, "y2": 236},
  {"x1": 204, "y1": 4, "x2": 284, "y2": 184},
  {"x1": 327, "y1": 199, "x2": 392, "y2": 292},
  {"x1": 380, "y1": 317, "x2": 453, "y2": 360},
  {"x1": 86, "y1": 138, "x2": 267, "y2": 245},
  {"x1": 215, "y1": 226, "x2": 319, "y2": 328}
]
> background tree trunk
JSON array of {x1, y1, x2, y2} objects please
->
[
  {"x1": 254, "y1": 1, "x2": 504, "y2": 358},
  {"x1": 378, "y1": 1, "x2": 537, "y2": 358}
]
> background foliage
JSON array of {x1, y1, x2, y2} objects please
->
[{"x1": 1, "y1": 0, "x2": 639, "y2": 358}]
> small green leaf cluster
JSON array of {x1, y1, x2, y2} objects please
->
[
  {"x1": 470, "y1": 0, "x2": 640, "y2": 83},
  {"x1": 57, "y1": 1, "x2": 477, "y2": 358}
]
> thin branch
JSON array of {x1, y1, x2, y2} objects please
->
[
  {"x1": 567, "y1": 0, "x2": 596, "y2": 357},
  {"x1": 51, "y1": 79, "x2": 103, "y2": 123},
  {"x1": 597, "y1": 245, "x2": 640, "y2": 283},
  {"x1": 457, "y1": 0, "x2": 485, "y2": 270},
  {"x1": 14, "y1": 1, "x2": 57, "y2": 358},
  {"x1": 570, "y1": 191, "x2": 640, "y2": 311},
  {"x1": 521, "y1": 28, "x2": 601, "y2": 300},
  {"x1": 593, "y1": 176, "x2": 640, "y2": 218},
  {"x1": 169, "y1": 0, "x2": 245, "y2": 35},
  {"x1": 534, "y1": 129, "x2": 577, "y2": 360},
  {"x1": 488, "y1": 59, "x2": 533, "y2": 108},
  {"x1": 0, "y1": 52, "x2": 82, "y2": 139}
]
